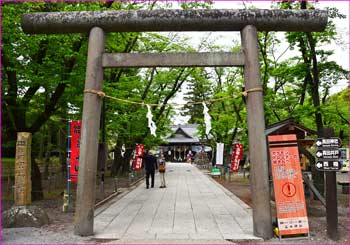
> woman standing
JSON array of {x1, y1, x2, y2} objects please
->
[{"x1": 159, "y1": 154, "x2": 166, "y2": 188}]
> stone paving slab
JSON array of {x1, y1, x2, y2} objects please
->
[
  {"x1": 94, "y1": 162, "x2": 261, "y2": 242},
  {"x1": 107, "y1": 239, "x2": 235, "y2": 244}
]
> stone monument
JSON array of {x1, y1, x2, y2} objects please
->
[
  {"x1": 3, "y1": 132, "x2": 49, "y2": 228},
  {"x1": 14, "y1": 132, "x2": 32, "y2": 205}
]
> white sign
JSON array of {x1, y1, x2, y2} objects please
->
[
  {"x1": 316, "y1": 149, "x2": 340, "y2": 159},
  {"x1": 216, "y1": 142, "x2": 224, "y2": 165},
  {"x1": 315, "y1": 137, "x2": 342, "y2": 148}
]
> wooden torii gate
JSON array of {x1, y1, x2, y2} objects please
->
[{"x1": 22, "y1": 9, "x2": 328, "y2": 239}]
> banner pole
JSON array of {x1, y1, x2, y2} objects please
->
[
  {"x1": 132, "y1": 145, "x2": 135, "y2": 179},
  {"x1": 67, "y1": 120, "x2": 71, "y2": 210}
]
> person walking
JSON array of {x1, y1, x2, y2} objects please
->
[
  {"x1": 159, "y1": 154, "x2": 166, "y2": 188},
  {"x1": 140, "y1": 150, "x2": 158, "y2": 189}
]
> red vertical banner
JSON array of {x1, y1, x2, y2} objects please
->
[
  {"x1": 134, "y1": 144, "x2": 144, "y2": 171},
  {"x1": 230, "y1": 143, "x2": 243, "y2": 172},
  {"x1": 268, "y1": 134, "x2": 309, "y2": 237},
  {"x1": 70, "y1": 121, "x2": 82, "y2": 183}
]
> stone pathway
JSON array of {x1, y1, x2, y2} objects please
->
[{"x1": 94, "y1": 162, "x2": 261, "y2": 243}]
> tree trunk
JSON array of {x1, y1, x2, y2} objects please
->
[
  {"x1": 31, "y1": 155, "x2": 44, "y2": 201},
  {"x1": 111, "y1": 148, "x2": 120, "y2": 176},
  {"x1": 120, "y1": 149, "x2": 133, "y2": 175},
  {"x1": 306, "y1": 33, "x2": 325, "y2": 195},
  {"x1": 43, "y1": 123, "x2": 52, "y2": 179},
  {"x1": 38, "y1": 127, "x2": 45, "y2": 160},
  {"x1": 58, "y1": 118, "x2": 67, "y2": 176}
]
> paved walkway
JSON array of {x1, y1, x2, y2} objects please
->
[{"x1": 94, "y1": 162, "x2": 261, "y2": 243}]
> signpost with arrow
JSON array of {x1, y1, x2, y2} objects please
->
[
  {"x1": 315, "y1": 138, "x2": 342, "y2": 148},
  {"x1": 315, "y1": 129, "x2": 340, "y2": 241},
  {"x1": 315, "y1": 137, "x2": 342, "y2": 171}
]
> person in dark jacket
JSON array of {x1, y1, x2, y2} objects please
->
[{"x1": 140, "y1": 150, "x2": 158, "y2": 189}]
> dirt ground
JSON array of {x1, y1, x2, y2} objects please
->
[{"x1": 214, "y1": 174, "x2": 350, "y2": 244}]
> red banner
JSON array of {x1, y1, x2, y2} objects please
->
[
  {"x1": 134, "y1": 144, "x2": 144, "y2": 171},
  {"x1": 268, "y1": 134, "x2": 309, "y2": 236},
  {"x1": 230, "y1": 143, "x2": 243, "y2": 172},
  {"x1": 70, "y1": 121, "x2": 82, "y2": 183}
]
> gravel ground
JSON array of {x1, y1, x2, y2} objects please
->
[
  {"x1": 2, "y1": 226, "x2": 91, "y2": 244},
  {"x1": 1, "y1": 177, "x2": 137, "y2": 244}
]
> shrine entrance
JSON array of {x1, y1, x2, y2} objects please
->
[
  {"x1": 22, "y1": 8, "x2": 328, "y2": 239},
  {"x1": 161, "y1": 124, "x2": 206, "y2": 163}
]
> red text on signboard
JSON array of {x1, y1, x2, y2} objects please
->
[
  {"x1": 231, "y1": 143, "x2": 243, "y2": 172},
  {"x1": 134, "y1": 144, "x2": 144, "y2": 171},
  {"x1": 70, "y1": 121, "x2": 82, "y2": 183}
]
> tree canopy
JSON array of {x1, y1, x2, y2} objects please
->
[{"x1": 2, "y1": 1, "x2": 348, "y2": 180}]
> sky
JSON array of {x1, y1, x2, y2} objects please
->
[{"x1": 170, "y1": 1, "x2": 350, "y2": 125}]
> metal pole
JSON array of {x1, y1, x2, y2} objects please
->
[
  {"x1": 131, "y1": 145, "x2": 136, "y2": 179},
  {"x1": 67, "y1": 120, "x2": 71, "y2": 210},
  {"x1": 74, "y1": 27, "x2": 105, "y2": 236},
  {"x1": 323, "y1": 127, "x2": 338, "y2": 240},
  {"x1": 241, "y1": 25, "x2": 272, "y2": 239}
]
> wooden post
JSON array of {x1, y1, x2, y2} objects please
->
[
  {"x1": 241, "y1": 25, "x2": 272, "y2": 239},
  {"x1": 322, "y1": 127, "x2": 338, "y2": 240},
  {"x1": 74, "y1": 27, "x2": 105, "y2": 236}
]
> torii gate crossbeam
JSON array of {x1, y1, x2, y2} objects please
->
[
  {"x1": 22, "y1": 9, "x2": 327, "y2": 33},
  {"x1": 22, "y1": 8, "x2": 328, "y2": 240}
]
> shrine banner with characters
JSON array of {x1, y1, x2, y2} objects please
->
[
  {"x1": 70, "y1": 121, "x2": 82, "y2": 183},
  {"x1": 134, "y1": 144, "x2": 144, "y2": 171},
  {"x1": 268, "y1": 134, "x2": 309, "y2": 236},
  {"x1": 230, "y1": 143, "x2": 243, "y2": 172}
]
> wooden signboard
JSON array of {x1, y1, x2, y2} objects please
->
[
  {"x1": 268, "y1": 134, "x2": 309, "y2": 237},
  {"x1": 15, "y1": 132, "x2": 32, "y2": 205}
]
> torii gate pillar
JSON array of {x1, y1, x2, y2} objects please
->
[
  {"x1": 74, "y1": 26, "x2": 105, "y2": 236},
  {"x1": 241, "y1": 25, "x2": 272, "y2": 238}
]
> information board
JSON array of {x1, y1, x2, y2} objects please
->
[{"x1": 268, "y1": 134, "x2": 309, "y2": 237}]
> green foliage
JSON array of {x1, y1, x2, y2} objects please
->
[
  {"x1": 2, "y1": 1, "x2": 195, "y2": 158},
  {"x1": 322, "y1": 89, "x2": 349, "y2": 143},
  {"x1": 1, "y1": 158, "x2": 15, "y2": 167},
  {"x1": 259, "y1": 2, "x2": 349, "y2": 142},
  {"x1": 2, "y1": 1, "x2": 348, "y2": 167},
  {"x1": 179, "y1": 0, "x2": 213, "y2": 10}
]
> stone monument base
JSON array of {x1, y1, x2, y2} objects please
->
[{"x1": 3, "y1": 205, "x2": 50, "y2": 228}]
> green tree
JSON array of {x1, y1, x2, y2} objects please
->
[
  {"x1": 264, "y1": 1, "x2": 349, "y2": 194},
  {"x1": 2, "y1": 0, "x2": 156, "y2": 199}
]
